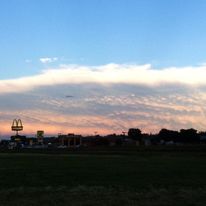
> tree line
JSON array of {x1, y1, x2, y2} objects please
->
[{"x1": 127, "y1": 128, "x2": 206, "y2": 145}]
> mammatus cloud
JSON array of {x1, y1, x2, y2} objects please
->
[
  {"x1": 0, "y1": 63, "x2": 206, "y2": 94},
  {"x1": 39, "y1": 57, "x2": 58, "y2": 64}
]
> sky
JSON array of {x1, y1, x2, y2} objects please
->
[{"x1": 1, "y1": 0, "x2": 206, "y2": 136}]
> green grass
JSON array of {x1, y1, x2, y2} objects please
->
[{"x1": 0, "y1": 150, "x2": 206, "y2": 205}]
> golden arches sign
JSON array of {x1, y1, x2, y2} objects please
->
[{"x1": 11, "y1": 119, "x2": 23, "y2": 132}]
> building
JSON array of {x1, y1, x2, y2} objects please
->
[{"x1": 58, "y1": 133, "x2": 82, "y2": 148}]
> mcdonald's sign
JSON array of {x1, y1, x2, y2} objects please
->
[{"x1": 11, "y1": 119, "x2": 23, "y2": 132}]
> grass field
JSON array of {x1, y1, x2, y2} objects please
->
[{"x1": 0, "y1": 147, "x2": 206, "y2": 205}]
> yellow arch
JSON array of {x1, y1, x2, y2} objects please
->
[
  {"x1": 17, "y1": 119, "x2": 22, "y2": 127},
  {"x1": 12, "y1": 119, "x2": 18, "y2": 127},
  {"x1": 11, "y1": 119, "x2": 23, "y2": 131}
]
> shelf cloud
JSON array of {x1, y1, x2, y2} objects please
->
[
  {"x1": 1, "y1": 63, "x2": 206, "y2": 135},
  {"x1": 0, "y1": 63, "x2": 206, "y2": 94}
]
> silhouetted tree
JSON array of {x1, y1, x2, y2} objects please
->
[
  {"x1": 180, "y1": 128, "x2": 199, "y2": 143},
  {"x1": 158, "y1": 128, "x2": 179, "y2": 142},
  {"x1": 128, "y1": 128, "x2": 142, "y2": 143}
]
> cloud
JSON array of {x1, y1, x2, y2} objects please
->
[
  {"x1": 0, "y1": 63, "x2": 206, "y2": 135},
  {"x1": 1, "y1": 63, "x2": 206, "y2": 94},
  {"x1": 0, "y1": 83, "x2": 206, "y2": 136},
  {"x1": 39, "y1": 57, "x2": 58, "y2": 64}
]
